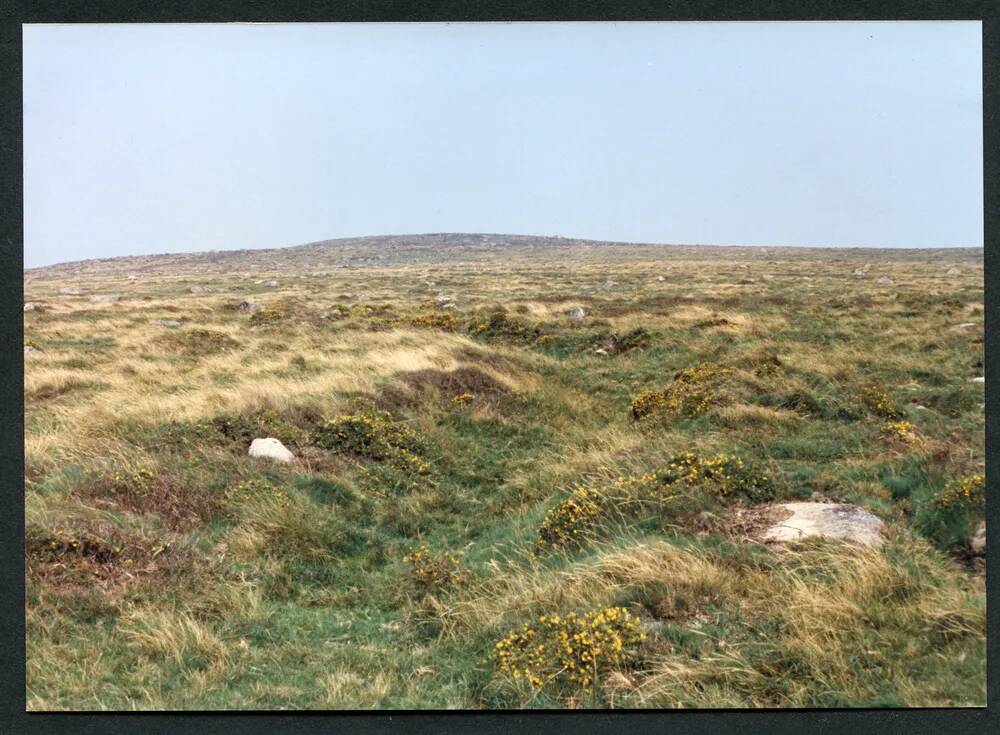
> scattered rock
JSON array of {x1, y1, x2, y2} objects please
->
[
  {"x1": 89, "y1": 294, "x2": 121, "y2": 303},
  {"x1": 440, "y1": 302, "x2": 458, "y2": 311},
  {"x1": 23, "y1": 302, "x2": 44, "y2": 312},
  {"x1": 594, "y1": 348, "x2": 609, "y2": 356},
  {"x1": 435, "y1": 293, "x2": 453, "y2": 305},
  {"x1": 189, "y1": 285, "x2": 214, "y2": 294},
  {"x1": 58, "y1": 287, "x2": 81, "y2": 295},
  {"x1": 149, "y1": 319, "x2": 182, "y2": 327},
  {"x1": 761, "y1": 274, "x2": 775, "y2": 281},
  {"x1": 355, "y1": 292, "x2": 371, "y2": 302},
  {"x1": 565, "y1": 307, "x2": 586, "y2": 319},
  {"x1": 761, "y1": 502, "x2": 884, "y2": 547},
  {"x1": 656, "y1": 275, "x2": 666, "y2": 282},
  {"x1": 237, "y1": 300, "x2": 261, "y2": 312},
  {"x1": 946, "y1": 267, "x2": 962, "y2": 276},
  {"x1": 954, "y1": 322, "x2": 977, "y2": 329},
  {"x1": 127, "y1": 275, "x2": 139, "y2": 281},
  {"x1": 263, "y1": 280, "x2": 279, "y2": 288},
  {"x1": 877, "y1": 276, "x2": 893, "y2": 286},
  {"x1": 24, "y1": 345, "x2": 42, "y2": 355},
  {"x1": 970, "y1": 376, "x2": 985, "y2": 384},
  {"x1": 970, "y1": 521, "x2": 985, "y2": 555},
  {"x1": 248, "y1": 437, "x2": 295, "y2": 463}
]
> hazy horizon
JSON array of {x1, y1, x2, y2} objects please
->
[{"x1": 24, "y1": 22, "x2": 984, "y2": 268}]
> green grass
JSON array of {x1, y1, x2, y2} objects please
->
[{"x1": 24, "y1": 244, "x2": 985, "y2": 709}]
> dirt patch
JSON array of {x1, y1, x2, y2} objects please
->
[
  {"x1": 25, "y1": 520, "x2": 187, "y2": 592},
  {"x1": 79, "y1": 470, "x2": 224, "y2": 532}
]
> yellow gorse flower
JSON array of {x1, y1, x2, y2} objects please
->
[{"x1": 493, "y1": 606, "x2": 646, "y2": 691}]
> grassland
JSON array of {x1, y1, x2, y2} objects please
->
[{"x1": 23, "y1": 236, "x2": 986, "y2": 709}]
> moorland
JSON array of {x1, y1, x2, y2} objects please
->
[{"x1": 23, "y1": 234, "x2": 986, "y2": 709}]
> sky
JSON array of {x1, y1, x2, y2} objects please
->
[{"x1": 23, "y1": 21, "x2": 983, "y2": 268}]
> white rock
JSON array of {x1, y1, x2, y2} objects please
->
[
  {"x1": 877, "y1": 276, "x2": 893, "y2": 285},
  {"x1": 89, "y1": 294, "x2": 121, "y2": 303},
  {"x1": 594, "y1": 348, "x2": 609, "y2": 356},
  {"x1": 762, "y1": 502, "x2": 884, "y2": 547},
  {"x1": 24, "y1": 345, "x2": 42, "y2": 355},
  {"x1": 23, "y1": 302, "x2": 43, "y2": 312},
  {"x1": 435, "y1": 293, "x2": 453, "y2": 305},
  {"x1": 970, "y1": 377, "x2": 985, "y2": 383},
  {"x1": 954, "y1": 323, "x2": 976, "y2": 329},
  {"x1": 970, "y1": 521, "x2": 985, "y2": 555},
  {"x1": 566, "y1": 307, "x2": 586, "y2": 319},
  {"x1": 946, "y1": 267, "x2": 962, "y2": 276},
  {"x1": 149, "y1": 319, "x2": 182, "y2": 327},
  {"x1": 237, "y1": 300, "x2": 260, "y2": 312},
  {"x1": 263, "y1": 280, "x2": 279, "y2": 288},
  {"x1": 248, "y1": 437, "x2": 295, "y2": 463},
  {"x1": 59, "y1": 287, "x2": 81, "y2": 295},
  {"x1": 656, "y1": 276, "x2": 666, "y2": 282}
]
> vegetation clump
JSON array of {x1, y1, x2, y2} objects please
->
[
  {"x1": 937, "y1": 473, "x2": 985, "y2": 509},
  {"x1": 861, "y1": 385, "x2": 902, "y2": 419},
  {"x1": 312, "y1": 408, "x2": 424, "y2": 461},
  {"x1": 592, "y1": 327, "x2": 652, "y2": 356},
  {"x1": 407, "y1": 312, "x2": 459, "y2": 331},
  {"x1": 402, "y1": 545, "x2": 468, "y2": 590},
  {"x1": 882, "y1": 420, "x2": 921, "y2": 444},
  {"x1": 537, "y1": 452, "x2": 773, "y2": 552},
  {"x1": 469, "y1": 311, "x2": 542, "y2": 343},
  {"x1": 493, "y1": 606, "x2": 646, "y2": 692},
  {"x1": 631, "y1": 363, "x2": 732, "y2": 420},
  {"x1": 159, "y1": 329, "x2": 240, "y2": 356},
  {"x1": 248, "y1": 303, "x2": 288, "y2": 326}
]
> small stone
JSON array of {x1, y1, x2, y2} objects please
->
[
  {"x1": 594, "y1": 348, "x2": 609, "y2": 356},
  {"x1": 248, "y1": 437, "x2": 295, "y2": 463},
  {"x1": 440, "y1": 302, "x2": 457, "y2": 311},
  {"x1": 877, "y1": 276, "x2": 893, "y2": 285},
  {"x1": 89, "y1": 294, "x2": 121, "y2": 303},
  {"x1": 263, "y1": 280, "x2": 279, "y2": 288},
  {"x1": 566, "y1": 307, "x2": 586, "y2": 319},
  {"x1": 970, "y1": 521, "x2": 985, "y2": 555},
  {"x1": 761, "y1": 502, "x2": 884, "y2": 547},
  {"x1": 656, "y1": 275, "x2": 666, "y2": 282},
  {"x1": 237, "y1": 300, "x2": 261, "y2": 312},
  {"x1": 24, "y1": 345, "x2": 42, "y2": 355},
  {"x1": 189, "y1": 285, "x2": 214, "y2": 294},
  {"x1": 970, "y1": 377, "x2": 985, "y2": 384},
  {"x1": 59, "y1": 287, "x2": 81, "y2": 295},
  {"x1": 149, "y1": 319, "x2": 182, "y2": 327},
  {"x1": 946, "y1": 267, "x2": 962, "y2": 276},
  {"x1": 23, "y1": 302, "x2": 43, "y2": 312},
  {"x1": 954, "y1": 323, "x2": 976, "y2": 329},
  {"x1": 435, "y1": 293, "x2": 453, "y2": 305}
]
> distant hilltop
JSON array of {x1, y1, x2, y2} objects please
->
[{"x1": 24, "y1": 233, "x2": 984, "y2": 280}]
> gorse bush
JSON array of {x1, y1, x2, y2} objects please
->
[
  {"x1": 312, "y1": 409, "x2": 424, "y2": 460},
  {"x1": 537, "y1": 452, "x2": 774, "y2": 552},
  {"x1": 248, "y1": 303, "x2": 288, "y2": 326},
  {"x1": 631, "y1": 363, "x2": 732, "y2": 420},
  {"x1": 407, "y1": 313, "x2": 459, "y2": 331},
  {"x1": 938, "y1": 473, "x2": 985, "y2": 509},
  {"x1": 313, "y1": 408, "x2": 433, "y2": 494},
  {"x1": 469, "y1": 311, "x2": 542, "y2": 343},
  {"x1": 402, "y1": 545, "x2": 468, "y2": 590},
  {"x1": 861, "y1": 385, "x2": 902, "y2": 420},
  {"x1": 493, "y1": 606, "x2": 646, "y2": 692},
  {"x1": 537, "y1": 486, "x2": 604, "y2": 551},
  {"x1": 882, "y1": 420, "x2": 921, "y2": 444}
]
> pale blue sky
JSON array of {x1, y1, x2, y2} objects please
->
[{"x1": 23, "y1": 21, "x2": 983, "y2": 268}]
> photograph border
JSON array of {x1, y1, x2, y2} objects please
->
[{"x1": 2, "y1": 2, "x2": 996, "y2": 733}]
